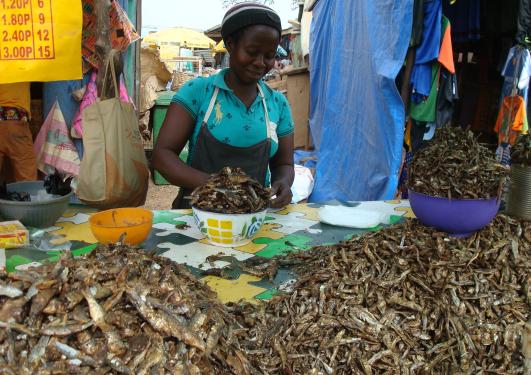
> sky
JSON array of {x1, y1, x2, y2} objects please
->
[{"x1": 141, "y1": 0, "x2": 298, "y2": 36}]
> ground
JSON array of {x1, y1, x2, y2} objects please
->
[{"x1": 142, "y1": 178, "x2": 179, "y2": 210}]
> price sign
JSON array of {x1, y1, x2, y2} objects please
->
[{"x1": 0, "y1": 0, "x2": 81, "y2": 83}]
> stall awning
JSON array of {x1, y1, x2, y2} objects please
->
[{"x1": 144, "y1": 28, "x2": 215, "y2": 49}]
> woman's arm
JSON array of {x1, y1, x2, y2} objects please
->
[
  {"x1": 270, "y1": 134, "x2": 294, "y2": 208},
  {"x1": 152, "y1": 103, "x2": 210, "y2": 189}
]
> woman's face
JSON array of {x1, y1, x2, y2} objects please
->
[{"x1": 227, "y1": 25, "x2": 279, "y2": 84}]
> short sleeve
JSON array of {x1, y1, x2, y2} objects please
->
[
  {"x1": 276, "y1": 93, "x2": 294, "y2": 137},
  {"x1": 171, "y1": 77, "x2": 208, "y2": 120}
]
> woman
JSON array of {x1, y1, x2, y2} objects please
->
[{"x1": 153, "y1": 3, "x2": 294, "y2": 209}]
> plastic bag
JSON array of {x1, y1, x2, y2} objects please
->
[
  {"x1": 291, "y1": 165, "x2": 315, "y2": 203},
  {"x1": 318, "y1": 205, "x2": 389, "y2": 229}
]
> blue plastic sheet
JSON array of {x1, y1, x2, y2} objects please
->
[{"x1": 308, "y1": 0, "x2": 413, "y2": 202}]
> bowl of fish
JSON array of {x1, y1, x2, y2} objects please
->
[
  {"x1": 407, "y1": 128, "x2": 507, "y2": 237},
  {"x1": 192, "y1": 207, "x2": 268, "y2": 247},
  {"x1": 0, "y1": 180, "x2": 73, "y2": 228},
  {"x1": 89, "y1": 207, "x2": 153, "y2": 245},
  {"x1": 408, "y1": 190, "x2": 500, "y2": 237},
  {"x1": 190, "y1": 167, "x2": 271, "y2": 247}
]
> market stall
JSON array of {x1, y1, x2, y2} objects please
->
[{"x1": 1, "y1": 200, "x2": 414, "y2": 303}]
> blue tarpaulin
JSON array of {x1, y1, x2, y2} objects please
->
[{"x1": 308, "y1": 0, "x2": 413, "y2": 202}]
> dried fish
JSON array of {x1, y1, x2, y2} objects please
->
[
  {"x1": 230, "y1": 216, "x2": 530, "y2": 374},
  {"x1": 190, "y1": 167, "x2": 271, "y2": 214},
  {"x1": 408, "y1": 127, "x2": 508, "y2": 199},
  {"x1": 0, "y1": 245, "x2": 252, "y2": 374},
  {"x1": 0, "y1": 284, "x2": 23, "y2": 298}
]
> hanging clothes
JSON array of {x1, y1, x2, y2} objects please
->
[
  {"x1": 496, "y1": 143, "x2": 512, "y2": 166},
  {"x1": 501, "y1": 47, "x2": 531, "y2": 104},
  {"x1": 438, "y1": 16, "x2": 455, "y2": 73},
  {"x1": 410, "y1": 0, "x2": 442, "y2": 102},
  {"x1": 494, "y1": 95, "x2": 528, "y2": 145},
  {"x1": 410, "y1": 64, "x2": 440, "y2": 122},
  {"x1": 411, "y1": 0, "x2": 426, "y2": 47},
  {"x1": 436, "y1": 69, "x2": 458, "y2": 127},
  {"x1": 442, "y1": 0, "x2": 481, "y2": 43},
  {"x1": 410, "y1": 16, "x2": 455, "y2": 122}
]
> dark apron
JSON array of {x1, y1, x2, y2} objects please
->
[{"x1": 172, "y1": 85, "x2": 272, "y2": 209}]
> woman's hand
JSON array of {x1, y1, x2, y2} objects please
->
[
  {"x1": 269, "y1": 134, "x2": 295, "y2": 209},
  {"x1": 270, "y1": 180, "x2": 292, "y2": 208}
]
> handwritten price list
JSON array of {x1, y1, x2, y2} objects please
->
[{"x1": 0, "y1": 0, "x2": 55, "y2": 60}]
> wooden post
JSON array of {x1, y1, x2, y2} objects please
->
[{"x1": 95, "y1": 0, "x2": 122, "y2": 99}]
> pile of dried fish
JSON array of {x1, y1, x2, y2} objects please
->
[
  {"x1": 408, "y1": 127, "x2": 508, "y2": 199},
  {"x1": 230, "y1": 216, "x2": 530, "y2": 374},
  {"x1": 190, "y1": 167, "x2": 271, "y2": 214},
  {"x1": 0, "y1": 245, "x2": 252, "y2": 374},
  {"x1": 511, "y1": 133, "x2": 531, "y2": 166}
]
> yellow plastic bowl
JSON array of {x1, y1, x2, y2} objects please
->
[{"x1": 89, "y1": 208, "x2": 153, "y2": 245}]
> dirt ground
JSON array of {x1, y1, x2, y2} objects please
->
[{"x1": 142, "y1": 177, "x2": 179, "y2": 210}]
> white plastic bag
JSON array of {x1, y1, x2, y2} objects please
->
[{"x1": 291, "y1": 165, "x2": 315, "y2": 203}]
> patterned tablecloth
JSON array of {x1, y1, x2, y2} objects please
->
[{"x1": 0, "y1": 201, "x2": 414, "y2": 303}]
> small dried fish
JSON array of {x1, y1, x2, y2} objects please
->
[
  {"x1": 230, "y1": 216, "x2": 530, "y2": 374},
  {"x1": 190, "y1": 167, "x2": 271, "y2": 214},
  {"x1": 0, "y1": 245, "x2": 248, "y2": 374},
  {"x1": 408, "y1": 127, "x2": 508, "y2": 199},
  {"x1": 0, "y1": 284, "x2": 23, "y2": 298}
]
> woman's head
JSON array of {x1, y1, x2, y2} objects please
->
[{"x1": 221, "y1": 3, "x2": 281, "y2": 84}]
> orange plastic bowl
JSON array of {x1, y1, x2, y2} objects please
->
[{"x1": 89, "y1": 208, "x2": 153, "y2": 245}]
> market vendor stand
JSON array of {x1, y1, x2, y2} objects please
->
[{"x1": 1, "y1": 201, "x2": 413, "y2": 303}]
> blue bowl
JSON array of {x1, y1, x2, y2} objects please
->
[{"x1": 408, "y1": 190, "x2": 500, "y2": 237}]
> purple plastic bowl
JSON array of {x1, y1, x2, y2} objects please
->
[{"x1": 408, "y1": 190, "x2": 500, "y2": 237}]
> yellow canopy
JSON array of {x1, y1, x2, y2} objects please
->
[
  {"x1": 213, "y1": 40, "x2": 227, "y2": 53},
  {"x1": 144, "y1": 28, "x2": 216, "y2": 50}
]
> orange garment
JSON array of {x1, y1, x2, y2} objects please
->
[
  {"x1": 0, "y1": 120, "x2": 37, "y2": 182},
  {"x1": 0, "y1": 83, "x2": 31, "y2": 113},
  {"x1": 438, "y1": 20, "x2": 455, "y2": 74},
  {"x1": 494, "y1": 95, "x2": 528, "y2": 145}
]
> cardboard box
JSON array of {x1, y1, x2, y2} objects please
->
[
  {"x1": 0, "y1": 221, "x2": 29, "y2": 249},
  {"x1": 285, "y1": 68, "x2": 312, "y2": 150}
]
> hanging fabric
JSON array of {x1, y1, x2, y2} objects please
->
[
  {"x1": 410, "y1": 16, "x2": 455, "y2": 123},
  {"x1": 33, "y1": 101, "x2": 81, "y2": 177},
  {"x1": 410, "y1": 0, "x2": 442, "y2": 102},
  {"x1": 501, "y1": 46, "x2": 531, "y2": 105},
  {"x1": 494, "y1": 95, "x2": 528, "y2": 146}
]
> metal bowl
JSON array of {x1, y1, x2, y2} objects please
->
[
  {"x1": 0, "y1": 181, "x2": 72, "y2": 228},
  {"x1": 408, "y1": 190, "x2": 500, "y2": 237}
]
